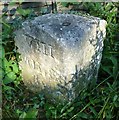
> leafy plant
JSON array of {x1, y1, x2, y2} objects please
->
[{"x1": 1, "y1": 2, "x2": 119, "y2": 120}]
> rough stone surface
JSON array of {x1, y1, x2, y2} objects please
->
[{"x1": 15, "y1": 13, "x2": 107, "y2": 103}]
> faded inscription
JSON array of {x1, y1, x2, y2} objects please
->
[
  {"x1": 27, "y1": 37, "x2": 54, "y2": 57},
  {"x1": 15, "y1": 14, "x2": 107, "y2": 103},
  {"x1": 24, "y1": 56, "x2": 42, "y2": 71}
]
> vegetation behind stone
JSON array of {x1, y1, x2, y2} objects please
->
[{"x1": 1, "y1": 2, "x2": 119, "y2": 119}]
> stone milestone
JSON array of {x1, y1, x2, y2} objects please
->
[{"x1": 14, "y1": 13, "x2": 107, "y2": 103}]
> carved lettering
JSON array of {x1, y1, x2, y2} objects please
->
[
  {"x1": 34, "y1": 74, "x2": 39, "y2": 85},
  {"x1": 27, "y1": 37, "x2": 54, "y2": 57},
  {"x1": 48, "y1": 45, "x2": 53, "y2": 57},
  {"x1": 36, "y1": 41, "x2": 41, "y2": 52},
  {"x1": 31, "y1": 59, "x2": 35, "y2": 69},
  {"x1": 24, "y1": 56, "x2": 30, "y2": 65},
  {"x1": 23, "y1": 56, "x2": 42, "y2": 72},
  {"x1": 41, "y1": 42, "x2": 46, "y2": 54}
]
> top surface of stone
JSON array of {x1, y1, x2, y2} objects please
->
[{"x1": 22, "y1": 14, "x2": 105, "y2": 46}]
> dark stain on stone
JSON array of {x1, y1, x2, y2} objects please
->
[{"x1": 62, "y1": 21, "x2": 71, "y2": 26}]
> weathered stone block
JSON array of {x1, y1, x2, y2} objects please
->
[{"x1": 14, "y1": 13, "x2": 106, "y2": 102}]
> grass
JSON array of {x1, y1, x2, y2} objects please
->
[{"x1": 1, "y1": 2, "x2": 119, "y2": 120}]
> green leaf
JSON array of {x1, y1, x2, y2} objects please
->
[
  {"x1": 89, "y1": 97, "x2": 95, "y2": 105},
  {"x1": 0, "y1": 67, "x2": 5, "y2": 78},
  {"x1": 19, "y1": 109, "x2": 38, "y2": 119},
  {"x1": 61, "y1": 102, "x2": 71, "y2": 113},
  {"x1": 16, "y1": 109, "x2": 23, "y2": 116},
  {"x1": 7, "y1": 71, "x2": 16, "y2": 79},
  {"x1": 77, "y1": 112, "x2": 89, "y2": 119},
  {"x1": 61, "y1": 2, "x2": 68, "y2": 7},
  {"x1": 3, "y1": 72, "x2": 16, "y2": 84},
  {"x1": 17, "y1": 8, "x2": 31, "y2": 17},
  {"x1": 67, "y1": 107, "x2": 74, "y2": 113},
  {"x1": 9, "y1": 61, "x2": 19, "y2": 73},
  {"x1": 104, "y1": 3, "x2": 113, "y2": 12},
  {"x1": 113, "y1": 95, "x2": 118, "y2": 102},
  {"x1": 46, "y1": 111, "x2": 51, "y2": 119},
  {"x1": 19, "y1": 112, "x2": 26, "y2": 119},
  {"x1": 101, "y1": 66, "x2": 112, "y2": 76},
  {"x1": 61, "y1": 107, "x2": 74, "y2": 118},
  {"x1": 89, "y1": 106, "x2": 97, "y2": 116},
  {"x1": 107, "y1": 82, "x2": 113, "y2": 91},
  {"x1": 110, "y1": 56, "x2": 118, "y2": 79},
  {"x1": 3, "y1": 58, "x2": 11, "y2": 72},
  {"x1": 3, "y1": 85, "x2": 15, "y2": 91},
  {"x1": 9, "y1": 1, "x2": 17, "y2": 6},
  {"x1": 3, "y1": 58, "x2": 19, "y2": 75},
  {"x1": 0, "y1": 46, "x2": 5, "y2": 59},
  {"x1": 24, "y1": 108, "x2": 38, "y2": 118},
  {"x1": 103, "y1": 111, "x2": 106, "y2": 119}
]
